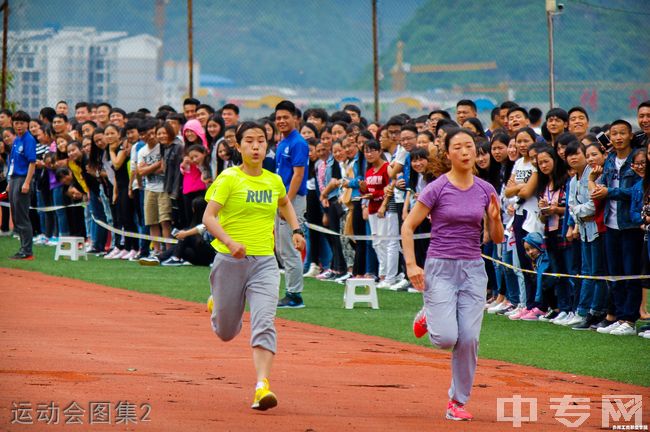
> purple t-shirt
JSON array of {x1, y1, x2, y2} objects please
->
[
  {"x1": 48, "y1": 168, "x2": 61, "y2": 189},
  {"x1": 417, "y1": 174, "x2": 496, "y2": 260}
]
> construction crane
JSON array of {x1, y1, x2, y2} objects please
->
[{"x1": 390, "y1": 41, "x2": 497, "y2": 92}]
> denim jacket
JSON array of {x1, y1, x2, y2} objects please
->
[
  {"x1": 568, "y1": 165, "x2": 598, "y2": 242},
  {"x1": 629, "y1": 178, "x2": 644, "y2": 226},
  {"x1": 597, "y1": 151, "x2": 641, "y2": 230},
  {"x1": 346, "y1": 153, "x2": 366, "y2": 199},
  {"x1": 318, "y1": 155, "x2": 340, "y2": 200}
]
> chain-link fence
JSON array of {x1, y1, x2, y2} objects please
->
[{"x1": 3, "y1": 0, "x2": 649, "y2": 124}]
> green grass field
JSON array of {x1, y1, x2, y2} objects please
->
[{"x1": 1, "y1": 237, "x2": 648, "y2": 386}]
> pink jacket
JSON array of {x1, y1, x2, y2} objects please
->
[
  {"x1": 182, "y1": 119, "x2": 208, "y2": 148},
  {"x1": 181, "y1": 119, "x2": 208, "y2": 194}
]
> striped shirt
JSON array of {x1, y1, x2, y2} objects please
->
[{"x1": 36, "y1": 143, "x2": 49, "y2": 159}]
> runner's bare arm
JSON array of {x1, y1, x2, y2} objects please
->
[
  {"x1": 401, "y1": 201, "x2": 430, "y2": 291},
  {"x1": 486, "y1": 193, "x2": 505, "y2": 244},
  {"x1": 202, "y1": 200, "x2": 246, "y2": 258}
]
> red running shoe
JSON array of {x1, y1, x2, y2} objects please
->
[
  {"x1": 413, "y1": 308, "x2": 427, "y2": 338},
  {"x1": 446, "y1": 400, "x2": 473, "y2": 421}
]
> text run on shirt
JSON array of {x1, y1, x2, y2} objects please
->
[
  {"x1": 246, "y1": 190, "x2": 273, "y2": 203},
  {"x1": 205, "y1": 166, "x2": 286, "y2": 256}
]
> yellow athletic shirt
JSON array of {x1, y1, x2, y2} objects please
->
[{"x1": 205, "y1": 166, "x2": 286, "y2": 256}]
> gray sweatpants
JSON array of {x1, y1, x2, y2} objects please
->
[
  {"x1": 8, "y1": 176, "x2": 33, "y2": 255},
  {"x1": 275, "y1": 195, "x2": 306, "y2": 294},
  {"x1": 422, "y1": 258, "x2": 487, "y2": 405},
  {"x1": 209, "y1": 253, "x2": 280, "y2": 353}
]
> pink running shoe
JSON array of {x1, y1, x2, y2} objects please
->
[
  {"x1": 508, "y1": 308, "x2": 530, "y2": 321},
  {"x1": 530, "y1": 307, "x2": 545, "y2": 317},
  {"x1": 520, "y1": 309, "x2": 540, "y2": 321},
  {"x1": 522, "y1": 307, "x2": 546, "y2": 321},
  {"x1": 446, "y1": 400, "x2": 473, "y2": 421},
  {"x1": 413, "y1": 308, "x2": 427, "y2": 338}
]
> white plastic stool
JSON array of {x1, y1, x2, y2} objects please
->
[
  {"x1": 344, "y1": 278, "x2": 379, "y2": 310},
  {"x1": 54, "y1": 236, "x2": 88, "y2": 261}
]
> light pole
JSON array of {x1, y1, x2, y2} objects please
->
[
  {"x1": 546, "y1": 0, "x2": 558, "y2": 109},
  {"x1": 187, "y1": 0, "x2": 193, "y2": 98},
  {"x1": 1, "y1": 1, "x2": 8, "y2": 109},
  {"x1": 372, "y1": 0, "x2": 379, "y2": 122}
]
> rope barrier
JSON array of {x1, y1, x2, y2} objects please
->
[
  {"x1": 3, "y1": 199, "x2": 647, "y2": 280},
  {"x1": 305, "y1": 223, "x2": 650, "y2": 282}
]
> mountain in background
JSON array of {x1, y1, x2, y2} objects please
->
[
  {"x1": 10, "y1": 0, "x2": 649, "y2": 119},
  {"x1": 10, "y1": 0, "x2": 425, "y2": 88},
  {"x1": 367, "y1": 0, "x2": 650, "y2": 91},
  {"x1": 359, "y1": 0, "x2": 649, "y2": 119}
]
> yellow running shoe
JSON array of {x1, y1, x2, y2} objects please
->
[
  {"x1": 207, "y1": 295, "x2": 214, "y2": 313},
  {"x1": 251, "y1": 378, "x2": 277, "y2": 411}
]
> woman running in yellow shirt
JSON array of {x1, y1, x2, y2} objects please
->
[{"x1": 203, "y1": 121, "x2": 305, "y2": 411}]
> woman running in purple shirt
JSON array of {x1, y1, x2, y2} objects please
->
[{"x1": 402, "y1": 127, "x2": 504, "y2": 421}]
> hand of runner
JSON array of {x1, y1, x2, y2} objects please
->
[
  {"x1": 292, "y1": 233, "x2": 306, "y2": 251},
  {"x1": 227, "y1": 240, "x2": 246, "y2": 259},
  {"x1": 407, "y1": 263, "x2": 424, "y2": 291},
  {"x1": 487, "y1": 193, "x2": 501, "y2": 223}
]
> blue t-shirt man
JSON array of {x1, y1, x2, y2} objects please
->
[
  {"x1": 8, "y1": 131, "x2": 37, "y2": 177},
  {"x1": 275, "y1": 129, "x2": 309, "y2": 196}
]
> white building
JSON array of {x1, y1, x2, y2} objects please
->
[
  {"x1": 161, "y1": 60, "x2": 201, "y2": 107},
  {"x1": 6, "y1": 27, "x2": 163, "y2": 114}
]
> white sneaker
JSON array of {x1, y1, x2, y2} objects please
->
[
  {"x1": 303, "y1": 263, "x2": 321, "y2": 278},
  {"x1": 644, "y1": 333, "x2": 650, "y2": 339},
  {"x1": 138, "y1": 255, "x2": 160, "y2": 266},
  {"x1": 561, "y1": 312, "x2": 579, "y2": 326},
  {"x1": 638, "y1": 330, "x2": 650, "y2": 337},
  {"x1": 610, "y1": 322, "x2": 636, "y2": 336},
  {"x1": 113, "y1": 249, "x2": 130, "y2": 259},
  {"x1": 485, "y1": 299, "x2": 499, "y2": 309},
  {"x1": 549, "y1": 311, "x2": 568, "y2": 324},
  {"x1": 564, "y1": 313, "x2": 585, "y2": 327},
  {"x1": 122, "y1": 250, "x2": 139, "y2": 260},
  {"x1": 104, "y1": 247, "x2": 121, "y2": 259},
  {"x1": 488, "y1": 302, "x2": 510, "y2": 314},
  {"x1": 554, "y1": 311, "x2": 574, "y2": 326},
  {"x1": 505, "y1": 305, "x2": 524, "y2": 317},
  {"x1": 129, "y1": 252, "x2": 144, "y2": 262},
  {"x1": 316, "y1": 269, "x2": 335, "y2": 280},
  {"x1": 407, "y1": 287, "x2": 421, "y2": 293},
  {"x1": 597, "y1": 321, "x2": 622, "y2": 334},
  {"x1": 334, "y1": 272, "x2": 353, "y2": 284},
  {"x1": 389, "y1": 279, "x2": 410, "y2": 291},
  {"x1": 376, "y1": 280, "x2": 392, "y2": 289},
  {"x1": 161, "y1": 256, "x2": 184, "y2": 266}
]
